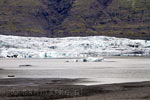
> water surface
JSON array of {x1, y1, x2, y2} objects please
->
[{"x1": 0, "y1": 57, "x2": 150, "y2": 85}]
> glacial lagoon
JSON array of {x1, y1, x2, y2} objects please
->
[{"x1": 0, "y1": 57, "x2": 150, "y2": 85}]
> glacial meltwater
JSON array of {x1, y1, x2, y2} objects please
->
[{"x1": 0, "y1": 57, "x2": 150, "y2": 85}]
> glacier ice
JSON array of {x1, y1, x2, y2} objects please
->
[
  {"x1": 0, "y1": 35, "x2": 150, "y2": 58},
  {"x1": 74, "y1": 57, "x2": 104, "y2": 62}
]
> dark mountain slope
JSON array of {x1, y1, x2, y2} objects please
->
[
  {"x1": 0, "y1": 0, "x2": 74, "y2": 37},
  {"x1": 55, "y1": 0, "x2": 150, "y2": 39},
  {"x1": 0, "y1": 0, "x2": 150, "y2": 39}
]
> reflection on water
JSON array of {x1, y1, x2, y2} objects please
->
[{"x1": 0, "y1": 57, "x2": 150, "y2": 85}]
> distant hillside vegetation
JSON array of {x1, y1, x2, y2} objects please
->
[{"x1": 0, "y1": 0, "x2": 150, "y2": 39}]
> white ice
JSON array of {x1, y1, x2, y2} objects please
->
[{"x1": 0, "y1": 35, "x2": 150, "y2": 58}]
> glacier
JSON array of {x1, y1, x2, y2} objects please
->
[{"x1": 0, "y1": 35, "x2": 150, "y2": 58}]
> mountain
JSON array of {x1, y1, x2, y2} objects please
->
[{"x1": 0, "y1": 0, "x2": 150, "y2": 39}]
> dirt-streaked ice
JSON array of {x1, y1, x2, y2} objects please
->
[{"x1": 0, "y1": 35, "x2": 150, "y2": 58}]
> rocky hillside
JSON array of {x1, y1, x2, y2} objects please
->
[{"x1": 0, "y1": 0, "x2": 150, "y2": 39}]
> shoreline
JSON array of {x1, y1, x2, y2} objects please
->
[
  {"x1": 0, "y1": 78, "x2": 150, "y2": 100},
  {"x1": 0, "y1": 56, "x2": 150, "y2": 59}
]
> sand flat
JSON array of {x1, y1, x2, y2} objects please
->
[{"x1": 0, "y1": 78, "x2": 150, "y2": 100}]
